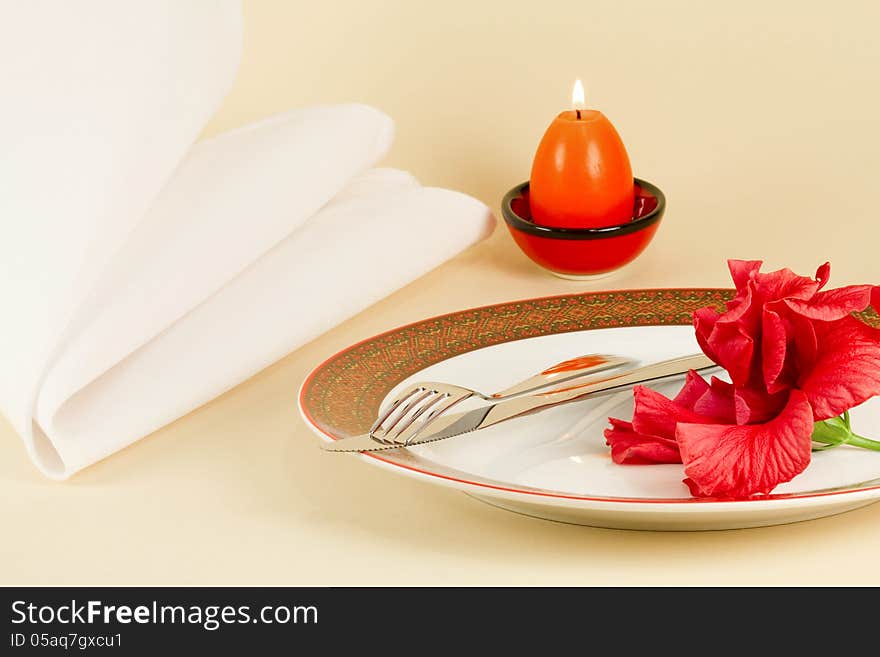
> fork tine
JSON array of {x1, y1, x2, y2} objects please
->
[
  {"x1": 373, "y1": 388, "x2": 436, "y2": 440},
  {"x1": 384, "y1": 392, "x2": 452, "y2": 442},
  {"x1": 396, "y1": 391, "x2": 473, "y2": 445},
  {"x1": 376, "y1": 391, "x2": 444, "y2": 444},
  {"x1": 369, "y1": 386, "x2": 427, "y2": 434}
]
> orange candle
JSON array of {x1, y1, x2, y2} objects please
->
[{"x1": 529, "y1": 80, "x2": 634, "y2": 228}]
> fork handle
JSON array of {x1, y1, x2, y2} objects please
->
[
  {"x1": 490, "y1": 354, "x2": 632, "y2": 399},
  {"x1": 479, "y1": 353, "x2": 717, "y2": 429}
]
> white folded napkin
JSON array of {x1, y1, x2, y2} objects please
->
[{"x1": 0, "y1": 1, "x2": 494, "y2": 477}]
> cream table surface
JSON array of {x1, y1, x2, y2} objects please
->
[{"x1": 2, "y1": 0, "x2": 880, "y2": 585}]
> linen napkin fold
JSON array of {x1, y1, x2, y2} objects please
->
[{"x1": 0, "y1": 1, "x2": 494, "y2": 477}]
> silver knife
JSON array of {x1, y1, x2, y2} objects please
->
[{"x1": 322, "y1": 353, "x2": 716, "y2": 452}]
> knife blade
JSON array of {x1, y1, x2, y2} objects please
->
[{"x1": 321, "y1": 353, "x2": 716, "y2": 452}]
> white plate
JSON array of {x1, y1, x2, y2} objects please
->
[{"x1": 299, "y1": 290, "x2": 880, "y2": 530}]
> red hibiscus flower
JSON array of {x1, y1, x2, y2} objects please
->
[{"x1": 605, "y1": 260, "x2": 880, "y2": 498}]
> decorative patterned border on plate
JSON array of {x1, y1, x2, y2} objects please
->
[{"x1": 301, "y1": 289, "x2": 736, "y2": 438}]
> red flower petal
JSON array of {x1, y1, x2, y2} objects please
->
[
  {"x1": 754, "y1": 267, "x2": 822, "y2": 302},
  {"x1": 728, "y1": 259, "x2": 762, "y2": 290},
  {"x1": 604, "y1": 419, "x2": 681, "y2": 465},
  {"x1": 687, "y1": 375, "x2": 785, "y2": 425},
  {"x1": 733, "y1": 385, "x2": 788, "y2": 425},
  {"x1": 605, "y1": 377, "x2": 736, "y2": 466},
  {"x1": 673, "y1": 370, "x2": 711, "y2": 408},
  {"x1": 722, "y1": 279, "x2": 761, "y2": 323},
  {"x1": 799, "y1": 315, "x2": 880, "y2": 421},
  {"x1": 815, "y1": 262, "x2": 831, "y2": 289},
  {"x1": 693, "y1": 307, "x2": 721, "y2": 363},
  {"x1": 631, "y1": 385, "x2": 711, "y2": 438},
  {"x1": 705, "y1": 320, "x2": 756, "y2": 387},
  {"x1": 682, "y1": 478, "x2": 704, "y2": 497},
  {"x1": 676, "y1": 390, "x2": 814, "y2": 498},
  {"x1": 784, "y1": 285, "x2": 874, "y2": 321},
  {"x1": 691, "y1": 376, "x2": 737, "y2": 423},
  {"x1": 761, "y1": 305, "x2": 792, "y2": 393},
  {"x1": 791, "y1": 312, "x2": 818, "y2": 373}
]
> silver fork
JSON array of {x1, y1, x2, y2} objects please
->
[
  {"x1": 325, "y1": 353, "x2": 717, "y2": 453},
  {"x1": 368, "y1": 354, "x2": 632, "y2": 446}
]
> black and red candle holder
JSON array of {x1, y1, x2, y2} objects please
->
[{"x1": 501, "y1": 178, "x2": 665, "y2": 280}]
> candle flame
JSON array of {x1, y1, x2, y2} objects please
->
[{"x1": 571, "y1": 79, "x2": 586, "y2": 110}]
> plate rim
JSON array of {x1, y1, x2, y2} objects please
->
[{"x1": 299, "y1": 288, "x2": 880, "y2": 509}]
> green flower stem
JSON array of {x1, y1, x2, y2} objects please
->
[
  {"x1": 842, "y1": 432, "x2": 880, "y2": 451},
  {"x1": 811, "y1": 410, "x2": 880, "y2": 452}
]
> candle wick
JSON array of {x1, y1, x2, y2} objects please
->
[{"x1": 576, "y1": 109, "x2": 582, "y2": 120}]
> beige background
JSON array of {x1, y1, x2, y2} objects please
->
[{"x1": 2, "y1": 0, "x2": 880, "y2": 584}]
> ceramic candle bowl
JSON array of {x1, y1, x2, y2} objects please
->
[{"x1": 501, "y1": 178, "x2": 665, "y2": 279}]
